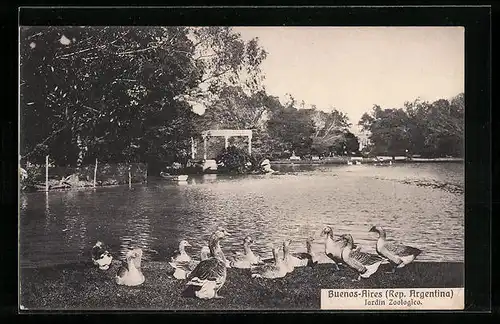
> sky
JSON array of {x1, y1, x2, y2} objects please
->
[{"x1": 233, "y1": 27, "x2": 464, "y2": 134}]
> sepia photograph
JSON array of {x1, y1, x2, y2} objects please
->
[{"x1": 19, "y1": 24, "x2": 465, "y2": 311}]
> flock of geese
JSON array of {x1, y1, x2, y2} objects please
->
[{"x1": 91, "y1": 226, "x2": 422, "y2": 300}]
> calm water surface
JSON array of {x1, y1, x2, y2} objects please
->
[{"x1": 20, "y1": 163, "x2": 464, "y2": 267}]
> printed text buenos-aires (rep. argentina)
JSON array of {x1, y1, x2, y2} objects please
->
[{"x1": 328, "y1": 289, "x2": 454, "y2": 307}]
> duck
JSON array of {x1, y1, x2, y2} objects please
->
[
  {"x1": 282, "y1": 239, "x2": 298, "y2": 273},
  {"x1": 169, "y1": 246, "x2": 211, "y2": 280},
  {"x1": 284, "y1": 238, "x2": 315, "y2": 268},
  {"x1": 369, "y1": 226, "x2": 422, "y2": 272},
  {"x1": 115, "y1": 248, "x2": 145, "y2": 286},
  {"x1": 183, "y1": 228, "x2": 230, "y2": 299},
  {"x1": 250, "y1": 247, "x2": 288, "y2": 279},
  {"x1": 171, "y1": 240, "x2": 192, "y2": 264},
  {"x1": 229, "y1": 236, "x2": 263, "y2": 269},
  {"x1": 91, "y1": 241, "x2": 113, "y2": 270},
  {"x1": 340, "y1": 234, "x2": 384, "y2": 281},
  {"x1": 320, "y1": 226, "x2": 350, "y2": 271}
]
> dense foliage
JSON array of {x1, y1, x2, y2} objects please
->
[
  {"x1": 215, "y1": 146, "x2": 258, "y2": 174},
  {"x1": 20, "y1": 26, "x2": 267, "y2": 168},
  {"x1": 358, "y1": 93, "x2": 464, "y2": 158},
  {"x1": 20, "y1": 26, "x2": 464, "y2": 176}
]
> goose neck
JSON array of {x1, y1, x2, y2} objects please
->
[
  {"x1": 127, "y1": 257, "x2": 139, "y2": 270},
  {"x1": 243, "y1": 244, "x2": 252, "y2": 255},
  {"x1": 209, "y1": 238, "x2": 226, "y2": 262},
  {"x1": 282, "y1": 245, "x2": 290, "y2": 260},
  {"x1": 306, "y1": 242, "x2": 313, "y2": 254}
]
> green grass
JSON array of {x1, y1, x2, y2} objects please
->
[{"x1": 19, "y1": 261, "x2": 463, "y2": 311}]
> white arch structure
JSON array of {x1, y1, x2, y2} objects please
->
[{"x1": 195, "y1": 129, "x2": 253, "y2": 160}]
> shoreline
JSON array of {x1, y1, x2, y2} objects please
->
[
  {"x1": 20, "y1": 261, "x2": 464, "y2": 310},
  {"x1": 270, "y1": 158, "x2": 464, "y2": 165},
  {"x1": 22, "y1": 159, "x2": 463, "y2": 193}
]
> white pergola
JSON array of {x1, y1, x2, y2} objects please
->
[{"x1": 194, "y1": 129, "x2": 253, "y2": 160}]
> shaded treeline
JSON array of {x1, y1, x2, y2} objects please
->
[
  {"x1": 20, "y1": 26, "x2": 463, "y2": 173},
  {"x1": 359, "y1": 94, "x2": 464, "y2": 158}
]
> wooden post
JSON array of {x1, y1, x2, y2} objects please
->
[
  {"x1": 203, "y1": 135, "x2": 207, "y2": 160},
  {"x1": 93, "y1": 158, "x2": 98, "y2": 188},
  {"x1": 191, "y1": 137, "x2": 195, "y2": 159},
  {"x1": 248, "y1": 135, "x2": 252, "y2": 155},
  {"x1": 224, "y1": 136, "x2": 229, "y2": 149},
  {"x1": 45, "y1": 155, "x2": 49, "y2": 192},
  {"x1": 128, "y1": 165, "x2": 132, "y2": 189}
]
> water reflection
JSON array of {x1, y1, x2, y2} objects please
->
[{"x1": 20, "y1": 163, "x2": 464, "y2": 267}]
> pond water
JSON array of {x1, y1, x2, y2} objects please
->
[{"x1": 19, "y1": 163, "x2": 464, "y2": 268}]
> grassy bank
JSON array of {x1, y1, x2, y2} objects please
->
[
  {"x1": 20, "y1": 261, "x2": 463, "y2": 310},
  {"x1": 21, "y1": 162, "x2": 147, "y2": 193}
]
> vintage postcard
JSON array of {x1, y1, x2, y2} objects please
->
[{"x1": 19, "y1": 22, "x2": 465, "y2": 311}]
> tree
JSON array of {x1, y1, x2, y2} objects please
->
[
  {"x1": 20, "y1": 26, "x2": 268, "y2": 169},
  {"x1": 215, "y1": 145, "x2": 257, "y2": 174},
  {"x1": 359, "y1": 94, "x2": 464, "y2": 158},
  {"x1": 344, "y1": 132, "x2": 360, "y2": 154},
  {"x1": 311, "y1": 130, "x2": 359, "y2": 156},
  {"x1": 200, "y1": 86, "x2": 269, "y2": 130},
  {"x1": 267, "y1": 106, "x2": 315, "y2": 155},
  {"x1": 305, "y1": 106, "x2": 354, "y2": 156}
]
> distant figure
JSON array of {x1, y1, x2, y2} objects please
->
[{"x1": 260, "y1": 159, "x2": 275, "y2": 174}]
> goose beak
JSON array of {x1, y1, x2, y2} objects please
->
[
  {"x1": 369, "y1": 226, "x2": 376, "y2": 233},
  {"x1": 185, "y1": 242, "x2": 192, "y2": 247}
]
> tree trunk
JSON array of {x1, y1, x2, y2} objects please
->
[{"x1": 76, "y1": 134, "x2": 85, "y2": 172}]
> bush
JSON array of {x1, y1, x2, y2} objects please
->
[
  {"x1": 20, "y1": 165, "x2": 44, "y2": 192},
  {"x1": 215, "y1": 146, "x2": 259, "y2": 174}
]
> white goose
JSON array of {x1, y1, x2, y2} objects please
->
[
  {"x1": 171, "y1": 240, "x2": 192, "y2": 263},
  {"x1": 115, "y1": 248, "x2": 145, "y2": 286},
  {"x1": 369, "y1": 226, "x2": 422, "y2": 272},
  {"x1": 282, "y1": 239, "x2": 297, "y2": 273},
  {"x1": 183, "y1": 228, "x2": 230, "y2": 299},
  {"x1": 290, "y1": 237, "x2": 321, "y2": 267},
  {"x1": 321, "y1": 226, "x2": 350, "y2": 270},
  {"x1": 230, "y1": 236, "x2": 263, "y2": 269},
  {"x1": 91, "y1": 241, "x2": 113, "y2": 270},
  {"x1": 250, "y1": 247, "x2": 288, "y2": 279}
]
